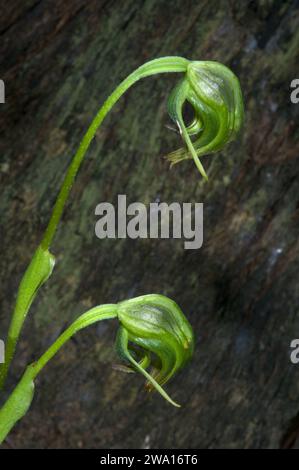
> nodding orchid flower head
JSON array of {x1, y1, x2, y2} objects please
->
[
  {"x1": 167, "y1": 60, "x2": 244, "y2": 180},
  {"x1": 0, "y1": 294, "x2": 193, "y2": 442},
  {"x1": 115, "y1": 294, "x2": 194, "y2": 407}
]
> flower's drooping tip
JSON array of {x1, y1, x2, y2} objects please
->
[
  {"x1": 115, "y1": 294, "x2": 194, "y2": 407},
  {"x1": 166, "y1": 60, "x2": 244, "y2": 179}
]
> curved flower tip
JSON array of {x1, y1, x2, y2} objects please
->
[
  {"x1": 115, "y1": 294, "x2": 194, "y2": 407},
  {"x1": 166, "y1": 60, "x2": 244, "y2": 179}
]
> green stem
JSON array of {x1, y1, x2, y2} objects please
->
[
  {"x1": 32, "y1": 304, "x2": 117, "y2": 376},
  {"x1": 41, "y1": 56, "x2": 189, "y2": 249},
  {"x1": 0, "y1": 56, "x2": 189, "y2": 390},
  {"x1": 0, "y1": 246, "x2": 54, "y2": 390},
  {"x1": 0, "y1": 304, "x2": 117, "y2": 443}
]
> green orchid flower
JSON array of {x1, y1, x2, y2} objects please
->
[
  {"x1": 0, "y1": 294, "x2": 194, "y2": 441},
  {"x1": 116, "y1": 294, "x2": 194, "y2": 407},
  {"x1": 167, "y1": 60, "x2": 244, "y2": 179},
  {"x1": 0, "y1": 56, "x2": 244, "y2": 445}
]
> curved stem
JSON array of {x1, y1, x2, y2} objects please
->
[
  {"x1": 32, "y1": 304, "x2": 117, "y2": 377},
  {"x1": 0, "y1": 304, "x2": 117, "y2": 443},
  {"x1": 41, "y1": 56, "x2": 189, "y2": 249},
  {"x1": 0, "y1": 56, "x2": 189, "y2": 390}
]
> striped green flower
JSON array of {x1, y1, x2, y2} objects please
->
[
  {"x1": 167, "y1": 60, "x2": 244, "y2": 179},
  {"x1": 115, "y1": 294, "x2": 194, "y2": 407}
]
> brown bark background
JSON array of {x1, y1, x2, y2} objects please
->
[{"x1": 0, "y1": 0, "x2": 299, "y2": 449}]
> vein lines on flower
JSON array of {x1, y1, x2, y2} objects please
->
[{"x1": 0, "y1": 56, "x2": 244, "y2": 443}]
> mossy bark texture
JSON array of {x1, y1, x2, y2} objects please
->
[{"x1": 0, "y1": 0, "x2": 299, "y2": 449}]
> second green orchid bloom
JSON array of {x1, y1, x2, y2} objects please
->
[{"x1": 115, "y1": 294, "x2": 194, "y2": 407}]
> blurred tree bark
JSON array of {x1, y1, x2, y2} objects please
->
[{"x1": 0, "y1": 0, "x2": 299, "y2": 449}]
